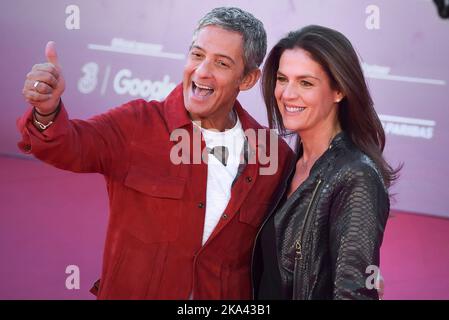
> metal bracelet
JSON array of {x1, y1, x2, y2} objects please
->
[{"x1": 34, "y1": 118, "x2": 54, "y2": 130}]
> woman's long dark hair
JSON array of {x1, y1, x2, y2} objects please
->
[{"x1": 262, "y1": 25, "x2": 400, "y2": 187}]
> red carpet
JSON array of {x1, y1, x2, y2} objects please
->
[
  {"x1": 1, "y1": 156, "x2": 448, "y2": 299},
  {"x1": 381, "y1": 210, "x2": 449, "y2": 299}
]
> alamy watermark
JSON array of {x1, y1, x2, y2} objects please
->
[
  {"x1": 365, "y1": 265, "x2": 383, "y2": 291},
  {"x1": 65, "y1": 265, "x2": 80, "y2": 290},
  {"x1": 169, "y1": 126, "x2": 280, "y2": 176},
  {"x1": 365, "y1": 5, "x2": 380, "y2": 30},
  {"x1": 65, "y1": 5, "x2": 80, "y2": 30}
]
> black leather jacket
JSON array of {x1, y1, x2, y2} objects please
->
[{"x1": 252, "y1": 132, "x2": 390, "y2": 300}]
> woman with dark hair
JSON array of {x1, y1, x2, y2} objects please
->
[{"x1": 252, "y1": 25, "x2": 399, "y2": 300}]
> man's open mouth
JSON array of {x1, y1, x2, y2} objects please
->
[{"x1": 192, "y1": 81, "x2": 214, "y2": 97}]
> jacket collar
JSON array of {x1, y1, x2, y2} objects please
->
[
  {"x1": 292, "y1": 131, "x2": 350, "y2": 181},
  {"x1": 328, "y1": 131, "x2": 348, "y2": 150},
  {"x1": 163, "y1": 84, "x2": 192, "y2": 133}
]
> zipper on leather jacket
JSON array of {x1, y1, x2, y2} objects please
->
[
  {"x1": 295, "y1": 179, "x2": 322, "y2": 260},
  {"x1": 292, "y1": 178, "x2": 322, "y2": 299},
  {"x1": 295, "y1": 240, "x2": 302, "y2": 260},
  {"x1": 292, "y1": 241, "x2": 301, "y2": 298}
]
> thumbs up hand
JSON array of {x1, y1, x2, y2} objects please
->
[{"x1": 23, "y1": 41, "x2": 66, "y2": 114}]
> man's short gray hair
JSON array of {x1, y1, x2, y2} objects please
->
[{"x1": 192, "y1": 7, "x2": 267, "y2": 75}]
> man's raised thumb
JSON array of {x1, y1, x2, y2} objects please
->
[{"x1": 45, "y1": 41, "x2": 60, "y2": 68}]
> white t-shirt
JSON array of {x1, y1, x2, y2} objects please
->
[{"x1": 193, "y1": 114, "x2": 245, "y2": 245}]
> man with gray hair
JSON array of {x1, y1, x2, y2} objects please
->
[{"x1": 18, "y1": 7, "x2": 294, "y2": 299}]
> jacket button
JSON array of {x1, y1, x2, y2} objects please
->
[
  {"x1": 198, "y1": 202, "x2": 204, "y2": 209},
  {"x1": 222, "y1": 214, "x2": 228, "y2": 219},
  {"x1": 245, "y1": 176, "x2": 252, "y2": 183}
]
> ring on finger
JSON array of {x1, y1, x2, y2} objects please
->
[{"x1": 33, "y1": 80, "x2": 40, "y2": 90}]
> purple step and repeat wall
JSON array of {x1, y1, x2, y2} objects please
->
[{"x1": 0, "y1": 0, "x2": 448, "y2": 298}]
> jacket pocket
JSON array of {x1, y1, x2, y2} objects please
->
[
  {"x1": 122, "y1": 164, "x2": 186, "y2": 243},
  {"x1": 124, "y1": 164, "x2": 185, "y2": 199},
  {"x1": 102, "y1": 229, "x2": 168, "y2": 299}
]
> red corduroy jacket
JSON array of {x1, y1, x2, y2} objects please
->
[{"x1": 17, "y1": 84, "x2": 294, "y2": 299}]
